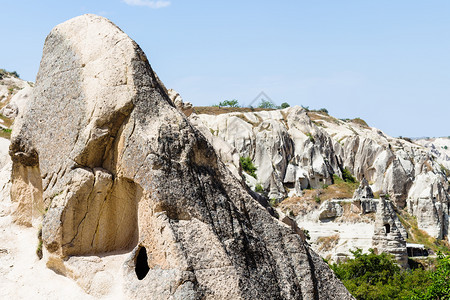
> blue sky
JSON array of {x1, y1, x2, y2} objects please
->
[{"x1": 1, "y1": 1, "x2": 449, "y2": 138}]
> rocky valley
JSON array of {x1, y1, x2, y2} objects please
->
[
  {"x1": 1, "y1": 13, "x2": 449, "y2": 300},
  {"x1": 0, "y1": 14, "x2": 355, "y2": 299}
]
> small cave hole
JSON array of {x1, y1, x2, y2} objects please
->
[
  {"x1": 384, "y1": 224, "x2": 391, "y2": 234},
  {"x1": 135, "y1": 246, "x2": 150, "y2": 280}
]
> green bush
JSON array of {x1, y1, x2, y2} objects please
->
[
  {"x1": 280, "y1": 102, "x2": 290, "y2": 109},
  {"x1": 219, "y1": 99, "x2": 239, "y2": 107},
  {"x1": 342, "y1": 167, "x2": 356, "y2": 183},
  {"x1": 258, "y1": 99, "x2": 276, "y2": 109},
  {"x1": 269, "y1": 197, "x2": 278, "y2": 207},
  {"x1": 255, "y1": 183, "x2": 263, "y2": 193},
  {"x1": 330, "y1": 248, "x2": 431, "y2": 300},
  {"x1": 410, "y1": 253, "x2": 450, "y2": 299},
  {"x1": 240, "y1": 156, "x2": 257, "y2": 179}
]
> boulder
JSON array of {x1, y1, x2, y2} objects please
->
[
  {"x1": 318, "y1": 200, "x2": 343, "y2": 220},
  {"x1": 0, "y1": 86, "x2": 32, "y2": 119},
  {"x1": 9, "y1": 14, "x2": 353, "y2": 299}
]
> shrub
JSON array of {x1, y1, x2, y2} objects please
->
[
  {"x1": 280, "y1": 102, "x2": 290, "y2": 109},
  {"x1": 0, "y1": 69, "x2": 19, "y2": 79},
  {"x1": 302, "y1": 229, "x2": 311, "y2": 240},
  {"x1": 240, "y1": 156, "x2": 257, "y2": 179},
  {"x1": 318, "y1": 108, "x2": 329, "y2": 114},
  {"x1": 269, "y1": 197, "x2": 278, "y2": 207},
  {"x1": 342, "y1": 167, "x2": 356, "y2": 183},
  {"x1": 219, "y1": 99, "x2": 239, "y2": 107},
  {"x1": 411, "y1": 252, "x2": 450, "y2": 299},
  {"x1": 258, "y1": 99, "x2": 276, "y2": 109},
  {"x1": 330, "y1": 248, "x2": 434, "y2": 300},
  {"x1": 306, "y1": 132, "x2": 315, "y2": 143},
  {"x1": 255, "y1": 183, "x2": 263, "y2": 193}
]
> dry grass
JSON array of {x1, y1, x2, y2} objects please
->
[
  {"x1": 397, "y1": 209, "x2": 450, "y2": 255},
  {"x1": 234, "y1": 113, "x2": 263, "y2": 127},
  {"x1": 316, "y1": 234, "x2": 340, "y2": 252},
  {"x1": 336, "y1": 202, "x2": 375, "y2": 223},
  {"x1": 279, "y1": 194, "x2": 321, "y2": 217},
  {"x1": 350, "y1": 117, "x2": 369, "y2": 128},
  {"x1": 279, "y1": 177, "x2": 359, "y2": 217},
  {"x1": 307, "y1": 111, "x2": 340, "y2": 124},
  {"x1": 0, "y1": 114, "x2": 13, "y2": 128},
  {"x1": 193, "y1": 106, "x2": 275, "y2": 115}
]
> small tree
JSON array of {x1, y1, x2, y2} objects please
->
[
  {"x1": 412, "y1": 252, "x2": 450, "y2": 299},
  {"x1": 219, "y1": 99, "x2": 239, "y2": 107},
  {"x1": 280, "y1": 102, "x2": 290, "y2": 109},
  {"x1": 258, "y1": 99, "x2": 276, "y2": 109}
]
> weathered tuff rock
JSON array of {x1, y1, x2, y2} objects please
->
[
  {"x1": 9, "y1": 15, "x2": 352, "y2": 299},
  {"x1": 168, "y1": 88, "x2": 193, "y2": 117},
  {"x1": 353, "y1": 177, "x2": 374, "y2": 200},
  {"x1": 372, "y1": 198, "x2": 408, "y2": 268},
  {"x1": 193, "y1": 108, "x2": 450, "y2": 239},
  {"x1": 294, "y1": 196, "x2": 408, "y2": 266}
]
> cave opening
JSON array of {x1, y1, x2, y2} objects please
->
[
  {"x1": 135, "y1": 246, "x2": 150, "y2": 280},
  {"x1": 384, "y1": 224, "x2": 391, "y2": 234}
]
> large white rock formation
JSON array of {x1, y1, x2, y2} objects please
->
[
  {"x1": 193, "y1": 108, "x2": 450, "y2": 240},
  {"x1": 8, "y1": 14, "x2": 353, "y2": 299}
]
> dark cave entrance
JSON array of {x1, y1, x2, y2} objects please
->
[
  {"x1": 135, "y1": 246, "x2": 150, "y2": 280},
  {"x1": 384, "y1": 224, "x2": 391, "y2": 234}
]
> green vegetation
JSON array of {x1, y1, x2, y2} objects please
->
[
  {"x1": 416, "y1": 252, "x2": 450, "y2": 299},
  {"x1": 279, "y1": 102, "x2": 290, "y2": 109},
  {"x1": 439, "y1": 163, "x2": 450, "y2": 177},
  {"x1": 397, "y1": 209, "x2": 450, "y2": 255},
  {"x1": 255, "y1": 183, "x2": 264, "y2": 193},
  {"x1": 341, "y1": 167, "x2": 357, "y2": 183},
  {"x1": 314, "y1": 196, "x2": 321, "y2": 203},
  {"x1": 218, "y1": 99, "x2": 239, "y2": 107},
  {"x1": 269, "y1": 197, "x2": 278, "y2": 207},
  {"x1": 306, "y1": 132, "x2": 315, "y2": 143},
  {"x1": 0, "y1": 127, "x2": 12, "y2": 139},
  {"x1": 0, "y1": 69, "x2": 19, "y2": 80},
  {"x1": 258, "y1": 98, "x2": 276, "y2": 109},
  {"x1": 240, "y1": 156, "x2": 257, "y2": 179},
  {"x1": 330, "y1": 249, "x2": 431, "y2": 300},
  {"x1": 302, "y1": 228, "x2": 311, "y2": 240},
  {"x1": 332, "y1": 249, "x2": 450, "y2": 299}
]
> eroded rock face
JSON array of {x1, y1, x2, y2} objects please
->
[
  {"x1": 194, "y1": 107, "x2": 450, "y2": 239},
  {"x1": 372, "y1": 198, "x2": 408, "y2": 268},
  {"x1": 9, "y1": 14, "x2": 352, "y2": 299}
]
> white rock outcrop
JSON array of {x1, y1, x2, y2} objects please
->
[
  {"x1": 193, "y1": 108, "x2": 450, "y2": 239},
  {"x1": 8, "y1": 14, "x2": 353, "y2": 299}
]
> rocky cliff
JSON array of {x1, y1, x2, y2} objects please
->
[
  {"x1": 192, "y1": 107, "x2": 449, "y2": 239},
  {"x1": 6, "y1": 14, "x2": 353, "y2": 299}
]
